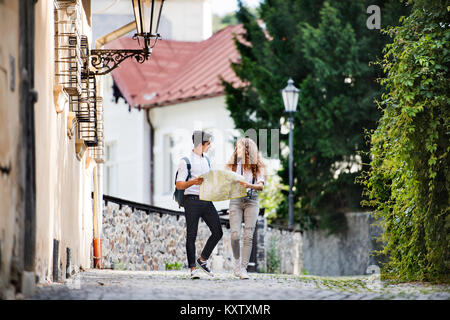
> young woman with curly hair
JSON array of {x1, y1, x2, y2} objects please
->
[{"x1": 225, "y1": 137, "x2": 266, "y2": 279}]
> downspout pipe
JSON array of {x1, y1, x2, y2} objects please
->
[
  {"x1": 93, "y1": 164, "x2": 103, "y2": 268},
  {"x1": 92, "y1": 20, "x2": 137, "y2": 268},
  {"x1": 145, "y1": 109, "x2": 154, "y2": 205},
  {"x1": 95, "y1": 21, "x2": 136, "y2": 49}
]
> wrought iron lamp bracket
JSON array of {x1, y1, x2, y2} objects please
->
[{"x1": 89, "y1": 47, "x2": 151, "y2": 76}]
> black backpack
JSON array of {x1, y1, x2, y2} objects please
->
[{"x1": 173, "y1": 156, "x2": 210, "y2": 208}]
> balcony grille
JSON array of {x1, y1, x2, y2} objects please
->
[
  {"x1": 54, "y1": 0, "x2": 82, "y2": 96},
  {"x1": 54, "y1": 0, "x2": 104, "y2": 160},
  {"x1": 80, "y1": 35, "x2": 89, "y2": 78},
  {"x1": 69, "y1": 82, "x2": 90, "y2": 122},
  {"x1": 80, "y1": 75, "x2": 98, "y2": 147},
  {"x1": 92, "y1": 97, "x2": 105, "y2": 162}
]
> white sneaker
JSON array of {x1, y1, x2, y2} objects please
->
[
  {"x1": 190, "y1": 268, "x2": 200, "y2": 280},
  {"x1": 233, "y1": 258, "x2": 241, "y2": 277},
  {"x1": 240, "y1": 268, "x2": 250, "y2": 280}
]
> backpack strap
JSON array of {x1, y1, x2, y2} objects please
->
[
  {"x1": 204, "y1": 155, "x2": 211, "y2": 168},
  {"x1": 183, "y1": 157, "x2": 191, "y2": 181},
  {"x1": 174, "y1": 157, "x2": 192, "y2": 185}
]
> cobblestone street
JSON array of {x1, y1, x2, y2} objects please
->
[{"x1": 30, "y1": 269, "x2": 450, "y2": 300}]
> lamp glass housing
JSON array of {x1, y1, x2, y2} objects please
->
[
  {"x1": 281, "y1": 78, "x2": 300, "y2": 113},
  {"x1": 132, "y1": 0, "x2": 165, "y2": 37}
]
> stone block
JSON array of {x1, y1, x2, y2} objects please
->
[{"x1": 21, "y1": 271, "x2": 36, "y2": 298}]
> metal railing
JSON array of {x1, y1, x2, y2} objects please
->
[
  {"x1": 99, "y1": 194, "x2": 266, "y2": 229},
  {"x1": 98, "y1": 193, "x2": 301, "y2": 234}
]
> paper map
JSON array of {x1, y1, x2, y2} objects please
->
[{"x1": 199, "y1": 169, "x2": 247, "y2": 201}]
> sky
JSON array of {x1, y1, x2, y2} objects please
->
[{"x1": 211, "y1": 0, "x2": 262, "y2": 16}]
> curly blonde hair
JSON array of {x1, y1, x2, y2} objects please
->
[{"x1": 226, "y1": 137, "x2": 266, "y2": 180}]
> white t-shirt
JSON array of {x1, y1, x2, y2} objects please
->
[
  {"x1": 176, "y1": 151, "x2": 211, "y2": 196},
  {"x1": 235, "y1": 161, "x2": 265, "y2": 191}
]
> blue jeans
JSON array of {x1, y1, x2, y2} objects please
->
[{"x1": 184, "y1": 195, "x2": 223, "y2": 268}]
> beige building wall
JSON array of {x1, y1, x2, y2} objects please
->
[
  {"x1": 33, "y1": 0, "x2": 94, "y2": 283},
  {"x1": 0, "y1": 0, "x2": 24, "y2": 298}
]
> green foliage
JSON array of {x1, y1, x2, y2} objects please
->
[
  {"x1": 266, "y1": 234, "x2": 281, "y2": 273},
  {"x1": 360, "y1": 0, "x2": 450, "y2": 283},
  {"x1": 213, "y1": 12, "x2": 238, "y2": 33},
  {"x1": 113, "y1": 261, "x2": 128, "y2": 270},
  {"x1": 259, "y1": 174, "x2": 288, "y2": 224},
  {"x1": 223, "y1": 0, "x2": 409, "y2": 232},
  {"x1": 165, "y1": 261, "x2": 183, "y2": 270}
]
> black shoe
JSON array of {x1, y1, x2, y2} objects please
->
[{"x1": 196, "y1": 258, "x2": 214, "y2": 277}]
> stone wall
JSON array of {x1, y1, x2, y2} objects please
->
[
  {"x1": 264, "y1": 226, "x2": 303, "y2": 274},
  {"x1": 301, "y1": 212, "x2": 384, "y2": 276},
  {"x1": 101, "y1": 200, "x2": 302, "y2": 274},
  {"x1": 103, "y1": 202, "x2": 185, "y2": 271},
  {"x1": 102, "y1": 200, "x2": 383, "y2": 277}
]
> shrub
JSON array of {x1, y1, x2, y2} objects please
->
[
  {"x1": 360, "y1": 0, "x2": 449, "y2": 283},
  {"x1": 165, "y1": 261, "x2": 183, "y2": 271},
  {"x1": 266, "y1": 234, "x2": 281, "y2": 273}
]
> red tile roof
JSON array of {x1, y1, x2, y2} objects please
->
[{"x1": 106, "y1": 24, "x2": 245, "y2": 108}]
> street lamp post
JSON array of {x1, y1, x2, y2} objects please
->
[{"x1": 281, "y1": 78, "x2": 299, "y2": 229}]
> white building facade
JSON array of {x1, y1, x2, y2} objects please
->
[
  {"x1": 94, "y1": 0, "x2": 233, "y2": 207},
  {"x1": 149, "y1": 95, "x2": 237, "y2": 210}
]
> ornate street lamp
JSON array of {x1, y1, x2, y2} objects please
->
[
  {"x1": 90, "y1": 0, "x2": 165, "y2": 75},
  {"x1": 281, "y1": 78, "x2": 299, "y2": 229}
]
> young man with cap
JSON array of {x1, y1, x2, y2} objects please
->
[{"x1": 175, "y1": 130, "x2": 223, "y2": 279}]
